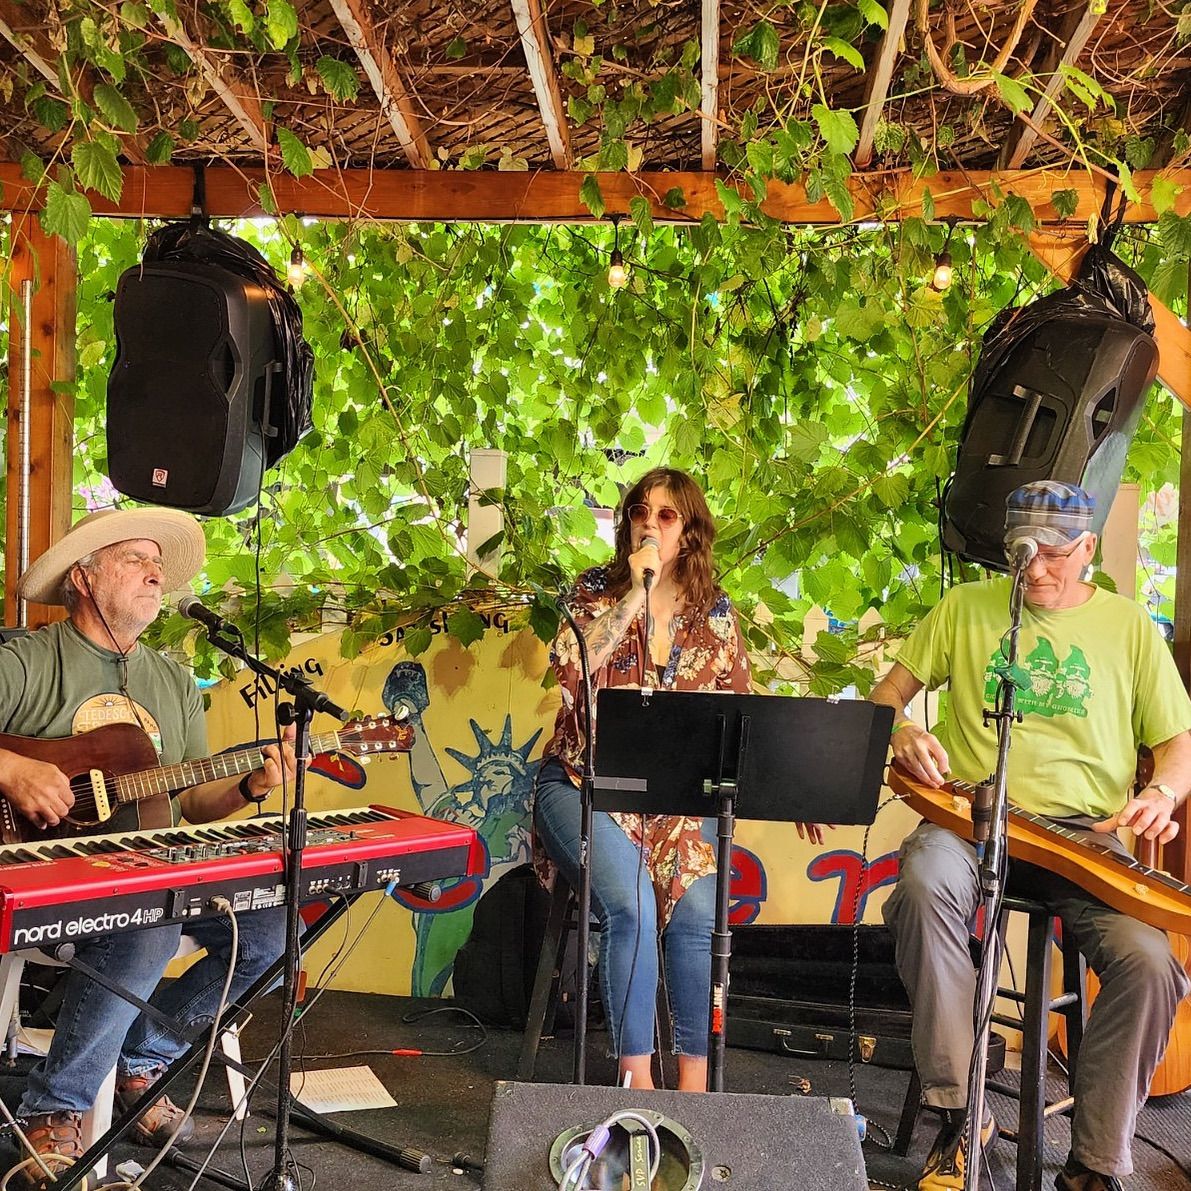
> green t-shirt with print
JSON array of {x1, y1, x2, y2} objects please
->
[
  {"x1": 0, "y1": 619, "x2": 206, "y2": 829},
  {"x1": 895, "y1": 578, "x2": 1191, "y2": 819}
]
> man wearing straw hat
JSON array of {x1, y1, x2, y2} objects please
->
[
  {"x1": 871, "y1": 481, "x2": 1191, "y2": 1191},
  {"x1": 0, "y1": 507, "x2": 295, "y2": 1182}
]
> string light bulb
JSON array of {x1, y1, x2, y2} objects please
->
[
  {"x1": 287, "y1": 243, "x2": 307, "y2": 289},
  {"x1": 929, "y1": 218, "x2": 958, "y2": 292},
  {"x1": 607, "y1": 215, "x2": 628, "y2": 289},
  {"x1": 931, "y1": 250, "x2": 953, "y2": 292}
]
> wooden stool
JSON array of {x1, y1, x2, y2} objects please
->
[
  {"x1": 517, "y1": 875, "x2": 672, "y2": 1082},
  {"x1": 895, "y1": 895, "x2": 1086, "y2": 1191}
]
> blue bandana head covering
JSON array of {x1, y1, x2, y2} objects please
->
[{"x1": 1004, "y1": 481, "x2": 1096, "y2": 549}]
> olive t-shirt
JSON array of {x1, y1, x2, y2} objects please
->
[{"x1": 0, "y1": 619, "x2": 206, "y2": 829}]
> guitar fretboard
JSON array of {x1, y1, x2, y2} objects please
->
[
  {"x1": 952, "y1": 780, "x2": 1191, "y2": 899},
  {"x1": 113, "y1": 731, "x2": 344, "y2": 803}
]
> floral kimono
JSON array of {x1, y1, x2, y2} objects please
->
[{"x1": 537, "y1": 565, "x2": 752, "y2": 923}]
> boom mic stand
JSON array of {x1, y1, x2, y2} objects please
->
[
  {"x1": 199, "y1": 622, "x2": 349, "y2": 1191},
  {"x1": 555, "y1": 596, "x2": 595, "y2": 1085},
  {"x1": 962, "y1": 559, "x2": 1030, "y2": 1191}
]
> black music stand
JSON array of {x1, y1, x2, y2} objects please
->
[{"x1": 593, "y1": 690, "x2": 892, "y2": 1091}]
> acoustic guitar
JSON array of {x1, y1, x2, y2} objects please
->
[
  {"x1": 0, "y1": 717, "x2": 414, "y2": 844},
  {"x1": 887, "y1": 764, "x2": 1191, "y2": 1094}
]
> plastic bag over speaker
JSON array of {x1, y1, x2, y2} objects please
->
[{"x1": 942, "y1": 243, "x2": 1159, "y2": 571}]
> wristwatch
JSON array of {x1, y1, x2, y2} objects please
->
[{"x1": 1145, "y1": 782, "x2": 1179, "y2": 804}]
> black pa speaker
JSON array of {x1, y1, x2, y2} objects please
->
[
  {"x1": 481, "y1": 1081, "x2": 867, "y2": 1190},
  {"x1": 942, "y1": 311, "x2": 1158, "y2": 570},
  {"x1": 107, "y1": 260, "x2": 278, "y2": 515}
]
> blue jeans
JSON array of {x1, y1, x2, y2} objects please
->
[
  {"x1": 18, "y1": 922, "x2": 184, "y2": 1114},
  {"x1": 534, "y1": 759, "x2": 715, "y2": 1058},
  {"x1": 120, "y1": 905, "x2": 288, "y2": 1076}
]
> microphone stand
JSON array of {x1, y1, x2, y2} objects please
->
[
  {"x1": 200, "y1": 624, "x2": 349, "y2": 1191},
  {"x1": 962, "y1": 561, "x2": 1029, "y2": 1191},
  {"x1": 555, "y1": 597, "x2": 595, "y2": 1085}
]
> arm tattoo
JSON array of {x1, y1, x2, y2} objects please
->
[{"x1": 583, "y1": 593, "x2": 642, "y2": 671}]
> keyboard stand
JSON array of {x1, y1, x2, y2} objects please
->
[{"x1": 49, "y1": 893, "x2": 428, "y2": 1191}]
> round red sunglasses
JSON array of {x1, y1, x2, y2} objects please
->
[{"x1": 626, "y1": 503, "x2": 683, "y2": 528}]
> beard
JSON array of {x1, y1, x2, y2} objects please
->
[{"x1": 93, "y1": 590, "x2": 162, "y2": 645}]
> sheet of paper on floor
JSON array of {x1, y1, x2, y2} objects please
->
[{"x1": 289, "y1": 1065, "x2": 397, "y2": 1113}]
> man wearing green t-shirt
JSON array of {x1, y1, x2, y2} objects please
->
[
  {"x1": 0, "y1": 507, "x2": 296, "y2": 1186},
  {"x1": 871, "y1": 481, "x2": 1191, "y2": 1191}
]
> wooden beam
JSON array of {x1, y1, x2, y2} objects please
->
[
  {"x1": 1030, "y1": 233, "x2": 1191, "y2": 410},
  {"x1": 0, "y1": 0, "x2": 55, "y2": 84},
  {"x1": 0, "y1": 164, "x2": 1187, "y2": 227},
  {"x1": 154, "y1": 10, "x2": 268, "y2": 154},
  {"x1": 700, "y1": 0, "x2": 720, "y2": 170},
  {"x1": 998, "y1": 3, "x2": 1101, "y2": 171},
  {"x1": 510, "y1": 0, "x2": 570, "y2": 170},
  {"x1": 4, "y1": 214, "x2": 75, "y2": 629},
  {"x1": 854, "y1": 0, "x2": 912, "y2": 169},
  {"x1": 328, "y1": 0, "x2": 430, "y2": 169},
  {"x1": 0, "y1": 0, "x2": 149, "y2": 164}
]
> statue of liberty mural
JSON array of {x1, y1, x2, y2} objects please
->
[{"x1": 382, "y1": 660, "x2": 541, "y2": 996}]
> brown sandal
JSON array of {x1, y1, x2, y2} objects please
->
[
  {"x1": 116, "y1": 1075, "x2": 195, "y2": 1146},
  {"x1": 12, "y1": 1111, "x2": 82, "y2": 1188}
]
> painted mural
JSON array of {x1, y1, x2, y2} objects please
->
[{"x1": 204, "y1": 614, "x2": 920, "y2": 996}]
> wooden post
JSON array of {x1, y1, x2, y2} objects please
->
[
  {"x1": 5, "y1": 214, "x2": 76, "y2": 628},
  {"x1": 1030, "y1": 234, "x2": 1191, "y2": 879},
  {"x1": 1170, "y1": 304, "x2": 1191, "y2": 880}
]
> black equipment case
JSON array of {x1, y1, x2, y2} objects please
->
[{"x1": 726, "y1": 924, "x2": 915, "y2": 1069}]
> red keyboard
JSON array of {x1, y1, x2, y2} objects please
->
[{"x1": 0, "y1": 806, "x2": 486, "y2": 951}]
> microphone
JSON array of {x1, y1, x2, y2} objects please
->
[
  {"x1": 1007, "y1": 534, "x2": 1038, "y2": 572},
  {"x1": 176, "y1": 595, "x2": 236, "y2": 635},
  {"x1": 641, "y1": 535, "x2": 660, "y2": 590}
]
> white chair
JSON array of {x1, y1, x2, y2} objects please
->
[{"x1": 0, "y1": 937, "x2": 246, "y2": 1179}]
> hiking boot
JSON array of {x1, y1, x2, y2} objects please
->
[
  {"x1": 918, "y1": 1115, "x2": 998, "y2": 1190},
  {"x1": 11, "y1": 1110, "x2": 82, "y2": 1188},
  {"x1": 1055, "y1": 1154, "x2": 1125, "y2": 1191},
  {"x1": 115, "y1": 1073, "x2": 195, "y2": 1146}
]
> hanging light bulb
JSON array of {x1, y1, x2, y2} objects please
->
[
  {"x1": 931, "y1": 249, "x2": 953, "y2": 292},
  {"x1": 607, "y1": 215, "x2": 628, "y2": 289},
  {"x1": 287, "y1": 243, "x2": 307, "y2": 288},
  {"x1": 929, "y1": 218, "x2": 958, "y2": 292},
  {"x1": 607, "y1": 247, "x2": 628, "y2": 289}
]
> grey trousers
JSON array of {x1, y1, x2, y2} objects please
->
[{"x1": 883, "y1": 820, "x2": 1190, "y2": 1177}]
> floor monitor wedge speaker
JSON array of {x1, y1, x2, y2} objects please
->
[
  {"x1": 107, "y1": 260, "x2": 278, "y2": 516},
  {"x1": 942, "y1": 311, "x2": 1157, "y2": 571},
  {"x1": 482, "y1": 1081, "x2": 868, "y2": 1190}
]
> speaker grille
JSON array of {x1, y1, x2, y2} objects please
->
[{"x1": 107, "y1": 262, "x2": 274, "y2": 515}]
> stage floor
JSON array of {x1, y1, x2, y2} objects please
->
[{"x1": 1, "y1": 990, "x2": 1187, "y2": 1190}]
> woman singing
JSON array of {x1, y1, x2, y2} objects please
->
[{"x1": 535, "y1": 467, "x2": 757, "y2": 1092}]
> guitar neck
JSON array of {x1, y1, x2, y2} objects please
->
[
  {"x1": 114, "y1": 731, "x2": 343, "y2": 803},
  {"x1": 949, "y1": 778, "x2": 1191, "y2": 901},
  {"x1": 888, "y1": 767, "x2": 1191, "y2": 934}
]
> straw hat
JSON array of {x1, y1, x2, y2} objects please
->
[{"x1": 17, "y1": 507, "x2": 206, "y2": 606}]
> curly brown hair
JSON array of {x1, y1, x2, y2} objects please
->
[{"x1": 603, "y1": 468, "x2": 721, "y2": 616}]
